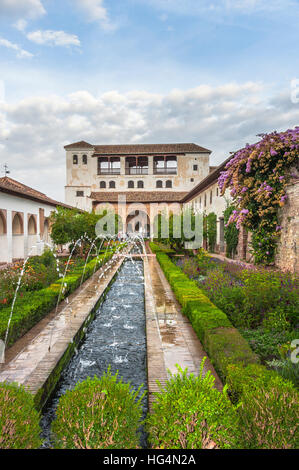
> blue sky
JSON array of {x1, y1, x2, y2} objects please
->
[{"x1": 0, "y1": 0, "x2": 298, "y2": 200}]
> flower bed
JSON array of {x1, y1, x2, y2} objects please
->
[{"x1": 0, "y1": 251, "x2": 114, "y2": 348}]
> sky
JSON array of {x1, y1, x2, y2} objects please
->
[{"x1": 0, "y1": 0, "x2": 298, "y2": 201}]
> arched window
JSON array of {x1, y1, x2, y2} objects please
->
[
  {"x1": 100, "y1": 181, "x2": 106, "y2": 189},
  {"x1": 12, "y1": 213, "x2": 23, "y2": 235},
  {"x1": 28, "y1": 215, "x2": 37, "y2": 235},
  {"x1": 166, "y1": 180, "x2": 172, "y2": 188},
  {"x1": 82, "y1": 154, "x2": 88, "y2": 165},
  {"x1": 73, "y1": 155, "x2": 78, "y2": 164},
  {"x1": 156, "y1": 180, "x2": 163, "y2": 188},
  {"x1": 109, "y1": 181, "x2": 116, "y2": 189},
  {"x1": 128, "y1": 180, "x2": 134, "y2": 188},
  {"x1": 137, "y1": 181, "x2": 144, "y2": 188}
]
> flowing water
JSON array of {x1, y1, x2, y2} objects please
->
[{"x1": 40, "y1": 259, "x2": 148, "y2": 448}]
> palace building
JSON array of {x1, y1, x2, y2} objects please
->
[{"x1": 64, "y1": 141, "x2": 212, "y2": 235}]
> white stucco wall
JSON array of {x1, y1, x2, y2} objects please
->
[{"x1": 0, "y1": 192, "x2": 55, "y2": 264}]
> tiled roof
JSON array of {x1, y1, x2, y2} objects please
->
[
  {"x1": 64, "y1": 140, "x2": 94, "y2": 150},
  {"x1": 90, "y1": 191, "x2": 188, "y2": 203},
  {"x1": 0, "y1": 177, "x2": 74, "y2": 209},
  {"x1": 63, "y1": 141, "x2": 211, "y2": 154},
  {"x1": 93, "y1": 143, "x2": 211, "y2": 155}
]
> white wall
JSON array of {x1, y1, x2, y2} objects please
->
[{"x1": 0, "y1": 192, "x2": 55, "y2": 264}]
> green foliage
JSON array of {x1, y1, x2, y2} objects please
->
[
  {"x1": 267, "y1": 358, "x2": 299, "y2": 389},
  {"x1": 149, "y1": 241, "x2": 175, "y2": 254},
  {"x1": 146, "y1": 362, "x2": 240, "y2": 449},
  {"x1": 218, "y1": 128, "x2": 299, "y2": 264},
  {"x1": 52, "y1": 369, "x2": 145, "y2": 449},
  {"x1": 0, "y1": 252, "x2": 113, "y2": 347},
  {"x1": 240, "y1": 327, "x2": 296, "y2": 363},
  {"x1": 0, "y1": 382, "x2": 42, "y2": 449},
  {"x1": 226, "y1": 363, "x2": 296, "y2": 403},
  {"x1": 238, "y1": 385, "x2": 299, "y2": 449},
  {"x1": 201, "y1": 265, "x2": 298, "y2": 329},
  {"x1": 205, "y1": 212, "x2": 217, "y2": 252},
  {"x1": 153, "y1": 209, "x2": 202, "y2": 251},
  {"x1": 156, "y1": 252, "x2": 259, "y2": 382},
  {"x1": 50, "y1": 207, "x2": 120, "y2": 255},
  {"x1": 223, "y1": 204, "x2": 239, "y2": 258}
]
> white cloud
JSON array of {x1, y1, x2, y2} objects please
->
[
  {"x1": 14, "y1": 19, "x2": 28, "y2": 32},
  {"x1": 74, "y1": 0, "x2": 115, "y2": 30},
  {"x1": 27, "y1": 30, "x2": 81, "y2": 47},
  {"x1": 0, "y1": 83, "x2": 298, "y2": 201},
  {"x1": 136, "y1": 0, "x2": 297, "y2": 16},
  {"x1": 0, "y1": 0, "x2": 45, "y2": 19},
  {"x1": 0, "y1": 37, "x2": 33, "y2": 59}
]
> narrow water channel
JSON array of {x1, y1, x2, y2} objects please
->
[{"x1": 40, "y1": 259, "x2": 148, "y2": 448}]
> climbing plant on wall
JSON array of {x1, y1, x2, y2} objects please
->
[
  {"x1": 218, "y1": 127, "x2": 299, "y2": 264},
  {"x1": 223, "y1": 204, "x2": 239, "y2": 258}
]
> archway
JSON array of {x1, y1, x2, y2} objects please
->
[
  {"x1": 12, "y1": 213, "x2": 24, "y2": 260},
  {"x1": 0, "y1": 210, "x2": 8, "y2": 263},
  {"x1": 126, "y1": 210, "x2": 150, "y2": 238},
  {"x1": 43, "y1": 219, "x2": 50, "y2": 244},
  {"x1": 27, "y1": 215, "x2": 37, "y2": 256}
]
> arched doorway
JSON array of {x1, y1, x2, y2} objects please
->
[
  {"x1": 126, "y1": 210, "x2": 150, "y2": 238},
  {"x1": 12, "y1": 213, "x2": 24, "y2": 260},
  {"x1": 43, "y1": 219, "x2": 50, "y2": 245},
  {"x1": 27, "y1": 215, "x2": 37, "y2": 255}
]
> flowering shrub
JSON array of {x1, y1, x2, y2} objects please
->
[{"x1": 219, "y1": 127, "x2": 299, "y2": 264}]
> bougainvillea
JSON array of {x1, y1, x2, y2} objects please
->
[{"x1": 219, "y1": 127, "x2": 299, "y2": 264}]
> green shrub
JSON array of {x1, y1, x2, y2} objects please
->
[
  {"x1": 203, "y1": 328, "x2": 259, "y2": 380},
  {"x1": 0, "y1": 382, "x2": 42, "y2": 449},
  {"x1": 240, "y1": 327, "x2": 296, "y2": 363},
  {"x1": 156, "y1": 252, "x2": 259, "y2": 381},
  {"x1": 226, "y1": 363, "x2": 296, "y2": 403},
  {"x1": 51, "y1": 370, "x2": 145, "y2": 449},
  {"x1": 267, "y1": 358, "x2": 299, "y2": 389},
  {"x1": 238, "y1": 385, "x2": 299, "y2": 449},
  {"x1": 146, "y1": 362, "x2": 241, "y2": 449}
]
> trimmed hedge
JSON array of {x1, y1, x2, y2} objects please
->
[
  {"x1": 149, "y1": 241, "x2": 176, "y2": 255},
  {"x1": 156, "y1": 252, "x2": 259, "y2": 381},
  {"x1": 155, "y1": 251, "x2": 299, "y2": 448},
  {"x1": 0, "y1": 252, "x2": 113, "y2": 347}
]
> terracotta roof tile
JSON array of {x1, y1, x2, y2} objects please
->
[
  {"x1": 63, "y1": 141, "x2": 211, "y2": 154},
  {"x1": 90, "y1": 191, "x2": 188, "y2": 203},
  {"x1": 64, "y1": 140, "x2": 94, "y2": 150},
  {"x1": 92, "y1": 143, "x2": 211, "y2": 155},
  {"x1": 0, "y1": 177, "x2": 75, "y2": 209}
]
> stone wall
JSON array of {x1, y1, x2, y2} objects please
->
[{"x1": 275, "y1": 178, "x2": 299, "y2": 274}]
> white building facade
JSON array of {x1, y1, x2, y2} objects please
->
[{"x1": 0, "y1": 177, "x2": 72, "y2": 264}]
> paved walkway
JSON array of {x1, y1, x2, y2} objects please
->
[{"x1": 144, "y1": 245, "x2": 222, "y2": 409}]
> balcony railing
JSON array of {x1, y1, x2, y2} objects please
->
[
  {"x1": 98, "y1": 168, "x2": 121, "y2": 175},
  {"x1": 153, "y1": 167, "x2": 177, "y2": 175},
  {"x1": 125, "y1": 167, "x2": 148, "y2": 175}
]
